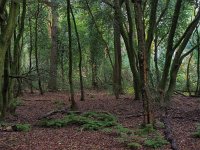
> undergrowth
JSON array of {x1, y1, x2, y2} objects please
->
[
  {"x1": 144, "y1": 133, "x2": 168, "y2": 148},
  {"x1": 39, "y1": 111, "x2": 117, "y2": 130},
  {"x1": 193, "y1": 124, "x2": 200, "y2": 138},
  {"x1": 15, "y1": 123, "x2": 31, "y2": 132},
  {"x1": 38, "y1": 112, "x2": 168, "y2": 149}
]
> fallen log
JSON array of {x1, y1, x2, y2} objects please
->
[
  {"x1": 161, "y1": 115, "x2": 178, "y2": 150},
  {"x1": 38, "y1": 108, "x2": 81, "y2": 120}
]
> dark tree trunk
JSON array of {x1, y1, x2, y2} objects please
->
[
  {"x1": 158, "y1": 0, "x2": 183, "y2": 94},
  {"x1": 116, "y1": 0, "x2": 141, "y2": 100},
  {"x1": 70, "y1": 5, "x2": 85, "y2": 101},
  {"x1": 113, "y1": 0, "x2": 122, "y2": 99},
  {"x1": 35, "y1": 2, "x2": 43, "y2": 95},
  {"x1": 67, "y1": 0, "x2": 76, "y2": 109},
  {"x1": 2, "y1": 51, "x2": 9, "y2": 118},
  {"x1": 29, "y1": 17, "x2": 34, "y2": 94},
  {"x1": 195, "y1": 29, "x2": 200, "y2": 96}
]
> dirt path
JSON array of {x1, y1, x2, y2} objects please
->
[{"x1": 0, "y1": 91, "x2": 199, "y2": 150}]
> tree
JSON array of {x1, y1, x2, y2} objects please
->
[
  {"x1": 113, "y1": 0, "x2": 122, "y2": 99},
  {"x1": 0, "y1": 1, "x2": 20, "y2": 117},
  {"x1": 67, "y1": 0, "x2": 76, "y2": 109},
  {"x1": 70, "y1": 5, "x2": 85, "y2": 101},
  {"x1": 48, "y1": 1, "x2": 59, "y2": 91}
]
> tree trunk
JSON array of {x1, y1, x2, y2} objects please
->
[
  {"x1": 113, "y1": 0, "x2": 122, "y2": 99},
  {"x1": 116, "y1": 0, "x2": 141, "y2": 100},
  {"x1": 154, "y1": 31, "x2": 160, "y2": 85},
  {"x1": 158, "y1": 0, "x2": 183, "y2": 94},
  {"x1": 48, "y1": 3, "x2": 58, "y2": 91},
  {"x1": 70, "y1": 5, "x2": 84, "y2": 101},
  {"x1": 134, "y1": 0, "x2": 154, "y2": 124},
  {"x1": 67, "y1": 0, "x2": 76, "y2": 109},
  {"x1": 195, "y1": 29, "x2": 200, "y2": 96},
  {"x1": 35, "y1": 2, "x2": 43, "y2": 95},
  {"x1": 2, "y1": 51, "x2": 9, "y2": 117},
  {"x1": 0, "y1": 1, "x2": 20, "y2": 118},
  {"x1": 29, "y1": 17, "x2": 34, "y2": 94},
  {"x1": 186, "y1": 53, "x2": 193, "y2": 96}
]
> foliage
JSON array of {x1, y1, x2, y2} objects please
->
[
  {"x1": 9, "y1": 98, "x2": 23, "y2": 114},
  {"x1": 136, "y1": 124, "x2": 156, "y2": 136},
  {"x1": 144, "y1": 134, "x2": 168, "y2": 148},
  {"x1": 39, "y1": 111, "x2": 118, "y2": 131},
  {"x1": 15, "y1": 123, "x2": 31, "y2": 132},
  {"x1": 127, "y1": 142, "x2": 142, "y2": 149},
  {"x1": 53, "y1": 100, "x2": 65, "y2": 109},
  {"x1": 192, "y1": 124, "x2": 200, "y2": 138},
  {"x1": 114, "y1": 125, "x2": 132, "y2": 135}
]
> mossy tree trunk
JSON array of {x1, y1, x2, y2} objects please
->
[{"x1": 0, "y1": 1, "x2": 20, "y2": 118}]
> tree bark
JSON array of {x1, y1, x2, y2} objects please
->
[
  {"x1": 186, "y1": 53, "x2": 193, "y2": 96},
  {"x1": 0, "y1": 1, "x2": 20, "y2": 117},
  {"x1": 134, "y1": 0, "x2": 154, "y2": 124},
  {"x1": 113, "y1": 0, "x2": 122, "y2": 99},
  {"x1": 67, "y1": 0, "x2": 76, "y2": 109},
  {"x1": 48, "y1": 3, "x2": 58, "y2": 91},
  {"x1": 70, "y1": 5, "x2": 85, "y2": 101},
  {"x1": 29, "y1": 17, "x2": 34, "y2": 94},
  {"x1": 35, "y1": 2, "x2": 43, "y2": 95}
]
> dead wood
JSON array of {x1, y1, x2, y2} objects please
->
[
  {"x1": 161, "y1": 115, "x2": 178, "y2": 150},
  {"x1": 38, "y1": 108, "x2": 81, "y2": 120}
]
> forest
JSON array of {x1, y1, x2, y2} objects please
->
[{"x1": 0, "y1": 0, "x2": 200, "y2": 149}]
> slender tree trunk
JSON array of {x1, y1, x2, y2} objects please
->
[
  {"x1": 70, "y1": 5, "x2": 84, "y2": 101},
  {"x1": 117, "y1": 0, "x2": 141, "y2": 100},
  {"x1": 2, "y1": 51, "x2": 9, "y2": 117},
  {"x1": 158, "y1": 0, "x2": 183, "y2": 95},
  {"x1": 154, "y1": 31, "x2": 160, "y2": 85},
  {"x1": 113, "y1": 0, "x2": 122, "y2": 99},
  {"x1": 61, "y1": 48, "x2": 65, "y2": 89},
  {"x1": 35, "y1": 2, "x2": 43, "y2": 95},
  {"x1": 186, "y1": 53, "x2": 193, "y2": 96},
  {"x1": 134, "y1": 0, "x2": 154, "y2": 124},
  {"x1": 29, "y1": 17, "x2": 34, "y2": 94},
  {"x1": 48, "y1": 3, "x2": 58, "y2": 91},
  {"x1": 67, "y1": 0, "x2": 76, "y2": 109}
]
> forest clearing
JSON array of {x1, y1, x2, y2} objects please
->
[{"x1": 1, "y1": 0, "x2": 200, "y2": 149}]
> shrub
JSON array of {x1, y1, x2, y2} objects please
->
[
  {"x1": 127, "y1": 142, "x2": 142, "y2": 149},
  {"x1": 136, "y1": 124, "x2": 155, "y2": 136},
  {"x1": 9, "y1": 98, "x2": 23, "y2": 114},
  {"x1": 144, "y1": 134, "x2": 168, "y2": 148},
  {"x1": 38, "y1": 111, "x2": 118, "y2": 131},
  {"x1": 15, "y1": 123, "x2": 31, "y2": 132},
  {"x1": 193, "y1": 124, "x2": 200, "y2": 138}
]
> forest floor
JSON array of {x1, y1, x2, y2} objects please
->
[{"x1": 0, "y1": 90, "x2": 200, "y2": 150}]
